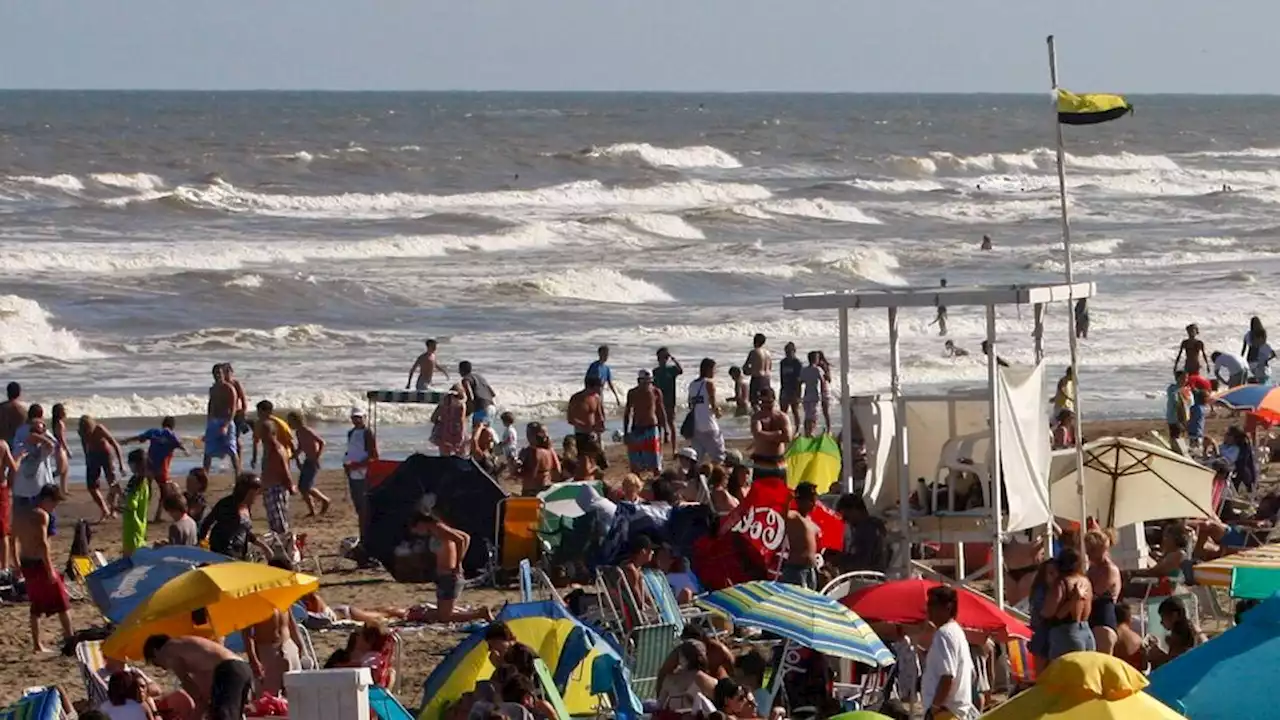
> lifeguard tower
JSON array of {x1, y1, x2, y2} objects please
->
[{"x1": 782, "y1": 282, "x2": 1095, "y2": 607}]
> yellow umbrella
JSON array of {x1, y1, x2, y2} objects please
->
[
  {"x1": 982, "y1": 652, "x2": 1181, "y2": 719},
  {"x1": 103, "y1": 561, "x2": 319, "y2": 660}
]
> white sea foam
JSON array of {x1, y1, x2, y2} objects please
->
[
  {"x1": 847, "y1": 178, "x2": 947, "y2": 194},
  {"x1": 899, "y1": 198, "x2": 1057, "y2": 224},
  {"x1": 8, "y1": 174, "x2": 85, "y2": 192},
  {"x1": 172, "y1": 179, "x2": 772, "y2": 220},
  {"x1": 0, "y1": 223, "x2": 567, "y2": 274},
  {"x1": 813, "y1": 248, "x2": 907, "y2": 286},
  {"x1": 1072, "y1": 238, "x2": 1125, "y2": 255},
  {"x1": 885, "y1": 148, "x2": 1179, "y2": 176},
  {"x1": 1187, "y1": 147, "x2": 1280, "y2": 159},
  {"x1": 591, "y1": 143, "x2": 743, "y2": 169},
  {"x1": 726, "y1": 204, "x2": 774, "y2": 220},
  {"x1": 90, "y1": 172, "x2": 166, "y2": 191},
  {"x1": 519, "y1": 269, "x2": 675, "y2": 304},
  {"x1": 224, "y1": 274, "x2": 264, "y2": 288},
  {"x1": 0, "y1": 295, "x2": 99, "y2": 359},
  {"x1": 760, "y1": 198, "x2": 882, "y2": 224},
  {"x1": 614, "y1": 213, "x2": 706, "y2": 239},
  {"x1": 1031, "y1": 249, "x2": 1280, "y2": 274},
  {"x1": 127, "y1": 324, "x2": 373, "y2": 353},
  {"x1": 1182, "y1": 236, "x2": 1238, "y2": 248}
]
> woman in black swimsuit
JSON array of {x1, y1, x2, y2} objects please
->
[{"x1": 1085, "y1": 529, "x2": 1122, "y2": 654}]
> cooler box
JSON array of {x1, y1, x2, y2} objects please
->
[{"x1": 285, "y1": 667, "x2": 372, "y2": 720}]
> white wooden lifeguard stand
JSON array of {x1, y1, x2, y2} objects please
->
[{"x1": 782, "y1": 282, "x2": 1095, "y2": 607}]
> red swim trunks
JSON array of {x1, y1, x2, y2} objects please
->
[{"x1": 20, "y1": 558, "x2": 70, "y2": 617}]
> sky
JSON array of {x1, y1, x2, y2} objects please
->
[{"x1": 0, "y1": 1, "x2": 1266, "y2": 93}]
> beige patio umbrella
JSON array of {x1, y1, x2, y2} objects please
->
[{"x1": 1048, "y1": 437, "x2": 1215, "y2": 528}]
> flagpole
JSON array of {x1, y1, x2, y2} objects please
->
[{"x1": 1047, "y1": 35, "x2": 1089, "y2": 556}]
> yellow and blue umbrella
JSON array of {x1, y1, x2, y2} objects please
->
[
  {"x1": 103, "y1": 561, "x2": 319, "y2": 660},
  {"x1": 696, "y1": 581, "x2": 893, "y2": 666},
  {"x1": 785, "y1": 434, "x2": 842, "y2": 490}
]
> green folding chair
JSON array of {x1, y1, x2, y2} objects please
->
[{"x1": 628, "y1": 622, "x2": 680, "y2": 702}]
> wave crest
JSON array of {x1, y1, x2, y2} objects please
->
[
  {"x1": 500, "y1": 269, "x2": 675, "y2": 304},
  {"x1": 589, "y1": 143, "x2": 742, "y2": 169},
  {"x1": 0, "y1": 295, "x2": 99, "y2": 359}
]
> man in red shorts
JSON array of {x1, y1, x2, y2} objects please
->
[{"x1": 14, "y1": 485, "x2": 72, "y2": 652}]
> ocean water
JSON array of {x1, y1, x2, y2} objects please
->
[{"x1": 1, "y1": 91, "x2": 1277, "y2": 458}]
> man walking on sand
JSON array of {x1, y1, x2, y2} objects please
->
[
  {"x1": 144, "y1": 634, "x2": 254, "y2": 720},
  {"x1": 653, "y1": 348, "x2": 683, "y2": 453},
  {"x1": 586, "y1": 345, "x2": 622, "y2": 407},
  {"x1": 624, "y1": 369, "x2": 668, "y2": 474},
  {"x1": 742, "y1": 334, "x2": 772, "y2": 411},
  {"x1": 343, "y1": 407, "x2": 378, "y2": 539},
  {"x1": 568, "y1": 378, "x2": 607, "y2": 479},
  {"x1": 203, "y1": 365, "x2": 241, "y2": 475},
  {"x1": 260, "y1": 421, "x2": 296, "y2": 545},
  {"x1": 406, "y1": 338, "x2": 449, "y2": 391},
  {"x1": 14, "y1": 485, "x2": 73, "y2": 653},
  {"x1": 779, "y1": 342, "x2": 803, "y2": 429},
  {"x1": 222, "y1": 363, "x2": 250, "y2": 437},
  {"x1": 287, "y1": 412, "x2": 330, "y2": 516}
]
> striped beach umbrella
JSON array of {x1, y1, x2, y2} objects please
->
[
  {"x1": 1215, "y1": 384, "x2": 1280, "y2": 423},
  {"x1": 696, "y1": 580, "x2": 893, "y2": 666}
]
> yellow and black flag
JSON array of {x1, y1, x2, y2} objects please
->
[{"x1": 1056, "y1": 89, "x2": 1133, "y2": 125}]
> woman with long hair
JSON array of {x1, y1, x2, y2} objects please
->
[
  {"x1": 516, "y1": 422, "x2": 559, "y2": 497},
  {"x1": 1085, "y1": 529, "x2": 1122, "y2": 654},
  {"x1": 197, "y1": 473, "x2": 271, "y2": 559},
  {"x1": 1242, "y1": 316, "x2": 1273, "y2": 383},
  {"x1": 708, "y1": 466, "x2": 738, "y2": 517},
  {"x1": 430, "y1": 386, "x2": 467, "y2": 457},
  {"x1": 1042, "y1": 548, "x2": 1096, "y2": 660}
]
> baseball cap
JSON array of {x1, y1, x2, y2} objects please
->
[
  {"x1": 349, "y1": 406, "x2": 365, "y2": 418},
  {"x1": 724, "y1": 449, "x2": 745, "y2": 467},
  {"x1": 637, "y1": 369, "x2": 652, "y2": 381},
  {"x1": 677, "y1": 447, "x2": 698, "y2": 461}
]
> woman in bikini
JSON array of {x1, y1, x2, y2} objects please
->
[
  {"x1": 1041, "y1": 548, "x2": 1095, "y2": 660},
  {"x1": 1085, "y1": 530, "x2": 1122, "y2": 654}
]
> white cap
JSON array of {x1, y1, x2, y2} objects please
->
[
  {"x1": 677, "y1": 447, "x2": 698, "y2": 461},
  {"x1": 350, "y1": 406, "x2": 365, "y2": 418}
]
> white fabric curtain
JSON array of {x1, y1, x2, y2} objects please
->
[{"x1": 998, "y1": 362, "x2": 1053, "y2": 532}]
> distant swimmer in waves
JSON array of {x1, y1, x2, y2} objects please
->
[
  {"x1": 981, "y1": 340, "x2": 1010, "y2": 368},
  {"x1": 406, "y1": 338, "x2": 449, "y2": 391},
  {"x1": 930, "y1": 278, "x2": 948, "y2": 337},
  {"x1": 980, "y1": 234, "x2": 993, "y2": 251},
  {"x1": 944, "y1": 340, "x2": 970, "y2": 358},
  {"x1": 1173, "y1": 323, "x2": 1210, "y2": 377}
]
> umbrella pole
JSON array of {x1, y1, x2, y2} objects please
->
[
  {"x1": 1048, "y1": 36, "x2": 1089, "y2": 556},
  {"x1": 762, "y1": 639, "x2": 790, "y2": 713},
  {"x1": 986, "y1": 304, "x2": 1006, "y2": 610}
]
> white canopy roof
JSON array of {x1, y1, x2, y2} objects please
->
[
  {"x1": 1049, "y1": 437, "x2": 1216, "y2": 528},
  {"x1": 782, "y1": 281, "x2": 1095, "y2": 311}
]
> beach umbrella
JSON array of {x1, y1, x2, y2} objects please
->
[
  {"x1": 696, "y1": 580, "x2": 893, "y2": 666},
  {"x1": 1214, "y1": 384, "x2": 1280, "y2": 423},
  {"x1": 86, "y1": 545, "x2": 230, "y2": 623},
  {"x1": 103, "y1": 561, "x2": 318, "y2": 660},
  {"x1": 1048, "y1": 437, "x2": 1214, "y2": 528},
  {"x1": 538, "y1": 480, "x2": 615, "y2": 520},
  {"x1": 785, "y1": 434, "x2": 843, "y2": 490},
  {"x1": 841, "y1": 578, "x2": 1031, "y2": 640},
  {"x1": 1192, "y1": 542, "x2": 1280, "y2": 589},
  {"x1": 982, "y1": 651, "x2": 1180, "y2": 719},
  {"x1": 828, "y1": 713, "x2": 893, "y2": 720},
  {"x1": 1146, "y1": 591, "x2": 1280, "y2": 719},
  {"x1": 0, "y1": 686, "x2": 67, "y2": 720}
]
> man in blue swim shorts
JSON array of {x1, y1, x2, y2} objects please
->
[{"x1": 202, "y1": 364, "x2": 242, "y2": 475}]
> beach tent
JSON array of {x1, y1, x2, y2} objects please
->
[
  {"x1": 1146, "y1": 591, "x2": 1280, "y2": 718},
  {"x1": 86, "y1": 545, "x2": 229, "y2": 623},
  {"x1": 418, "y1": 600, "x2": 640, "y2": 720},
  {"x1": 1048, "y1": 437, "x2": 1215, "y2": 528},
  {"x1": 0, "y1": 687, "x2": 68, "y2": 720},
  {"x1": 363, "y1": 454, "x2": 507, "y2": 580}
]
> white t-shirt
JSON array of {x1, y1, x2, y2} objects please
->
[
  {"x1": 1214, "y1": 352, "x2": 1248, "y2": 377},
  {"x1": 920, "y1": 620, "x2": 977, "y2": 719},
  {"x1": 500, "y1": 425, "x2": 519, "y2": 460},
  {"x1": 102, "y1": 701, "x2": 149, "y2": 720},
  {"x1": 687, "y1": 378, "x2": 719, "y2": 434}
]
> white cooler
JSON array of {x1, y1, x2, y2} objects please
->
[{"x1": 284, "y1": 667, "x2": 373, "y2": 720}]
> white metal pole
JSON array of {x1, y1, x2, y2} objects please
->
[
  {"x1": 1048, "y1": 35, "x2": 1090, "y2": 554},
  {"x1": 839, "y1": 307, "x2": 853, "y2": 493},
  {"x1": 889, "y1": 307, "x2": 910, "y2": 576},
  {"x1": 1033, "y1": 303, "x2": 1045, "y2": 364},
  {"x1": 987, "y1": 304, "x2": 1006, "y2": 609}
]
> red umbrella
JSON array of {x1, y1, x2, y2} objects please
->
[{"x1": 840, "y1": 578, "x2": 1031, "y2": 640}]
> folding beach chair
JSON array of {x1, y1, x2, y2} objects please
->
[
  {"x1": 641, "y1": 568, "x2": 720, "y2": 636},
  {"x1": 594, "y1": 566, "x2": 660, "y2": 643},
  {"x1": 497, "y1": 497, "x2": 543, "y2": 574},
  {"x1": 370, "y1": 631, "x2": 403, "y2": 694},
  {"x1": 77, "y1": 640, "x2": 159, "y2": 710},
  {"x1": 368, "y1": 684, "x2": 416, "y2": 720},
  {"x1": 518, "y1": 558, "x2": 565, "y2": 605},
  {"x1": 628, "y1": 622, "x2": 680, "y2": 702}
]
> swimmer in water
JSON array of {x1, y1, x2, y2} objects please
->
[
  {"x1": 980, "y1": 234, "x2": 993, "y2": 251},
  {"x1": 944, "y1": 340, "x2": 969, "y2": 358}
]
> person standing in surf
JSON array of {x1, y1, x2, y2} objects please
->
[
  {"x1": 406, "y1": 338, "x2": 449, "y2": 391},
  {"x1": 741, "y1": 334, "x2": 772, "y2": 411},
  {"x1": 586, "y1": 345, "x2": 622, "y2": 408},
  {"x1": 652, "y1": 348, "x2": 683, "y2": 455},
  {"x1": 1173, "y1": 323, "x2": 1210, "y2": 377},
  {"x1": 223, "y1": 363, "x2": 250, "y2": 437},
  {"x1": 203, "y1": 365, "x2": 241, "y2": 476},
  {"x1": 778, "y1": 342, "x2": 803, "y2": 430},
  {"x1": 623, "y1": 369, "x2": 667, "y2": 474},
  {"x1": 930, "y1": 278, "x2": 949, "y2": 336}
]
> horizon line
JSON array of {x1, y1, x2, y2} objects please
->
[{"x1": 2, "y1": 87, "x2": 1279, "y2": 96}]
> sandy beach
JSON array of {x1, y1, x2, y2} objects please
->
[{"x1": 0, "y1": 412, "x2": 1216, "y2": 711}]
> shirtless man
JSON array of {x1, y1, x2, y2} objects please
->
[
  {"x1": 242, "y1": 558, "x2": 305, "y2": 695},
  {"x1": 144, "y1": 634, "x2": 254, "y2": 720},
  {"x1": 203, "y1": 365, "x2": 241, "y2": 475},
  {"x1": 79, "y1": 416, "x2": 127, "y2": 523},
  {"x1": 1084, "y1": 530, "x2": 1122, "y2": 654},
  {"x1": 222, "y1": 364, "x2": 249, "y2": 436},
  {"x1": 567, "y1": 378, "x2": 607, "y2": 479},
  {"x1": 14, "y1": 485, "x2": 72, "y2": 652},
  {"x1": 287, "y1": 411, "x2": 330, "y2": 516},
  {"x1": 623, "y1": 369, "x2": 668, "y2": 474},
  {"x1": 0, "y1": 382, "x2": 25, "y2": 444},
  {"x1": 408, "y1": 512, "x2": 493, "y2": 624},
  {"x1": 258, "y1": 421, "x2": 296, "y2": 541},
  {"x1": 406, "y1": 338, "x2": 449, "y2": 391},
  {"x1": 1174, "y1": 323, "x2": 1210, "y2": 377},
  {"x1": 782, "y1": 482, "x2": 820, "y2": 590},
  {"x1": 741, "y1": 333, "x2": 773, "y2": 411},
  {"x1": 750, "y1": 388, "x2": 792, "y2": 482}
]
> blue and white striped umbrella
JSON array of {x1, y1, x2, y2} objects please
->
[{"x1": 696, "y1": 580, "x2": 894, "y2": 666}]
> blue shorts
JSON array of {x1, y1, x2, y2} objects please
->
[
  {"x1": 1223, "y1": 526, "x2": 1249, "y2": 548},
  {"x1": 299, "y1": 459, "x2": 319, "y2": 493},
  {"x1": 471, "y1": 407, "x2": 490, "y2": 425},
  {"x1": 203, "y1": 418, "x2": 239, "y2": 459}
]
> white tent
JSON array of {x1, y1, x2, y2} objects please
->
[{"x1": 1049, "y1": 437, "x2": 1216, "y2": 528}]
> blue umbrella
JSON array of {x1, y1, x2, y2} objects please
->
[
  {"x1": 87, "y1": 545, "x2": 229, "y2": 623},
  {"x1": 696, "y1": 581, "x2": 894, "y2": 666},
  {"x1": 1147, "y1": 591, "x2": 1280, "y2": 718}
]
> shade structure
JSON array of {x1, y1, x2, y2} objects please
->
[
  {"x1": 696, "y1": 581, "x2": 893, "y2": 666},
  {"x1": 87, "y1": 545, "x2": 230, "y2": 623},
  {"x1": 841, "y1": 579, "x2": 1031, "y2": 640},
  {"x1": 1193, "y1": 542, "x2": 1280, "y2": 589},
  {"x1": 1048, "y1": 437, "x2": 1214, "y2": 528},
  {"x1": 1214, "y1": 384, "x2": 1280, "y2": 424},
  {"x1": 103, "y1": 562, "x2": 318, "y2": 660},
  {"x1": 982, "y1": 652, "x2": 1180, "y2": 719},
  {"x1": 1146, "y1": 592, "x2": 1280, "y2": 718},
  {"x1": 784, "y1": 434, "x2": 842, "y2": 490}
]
